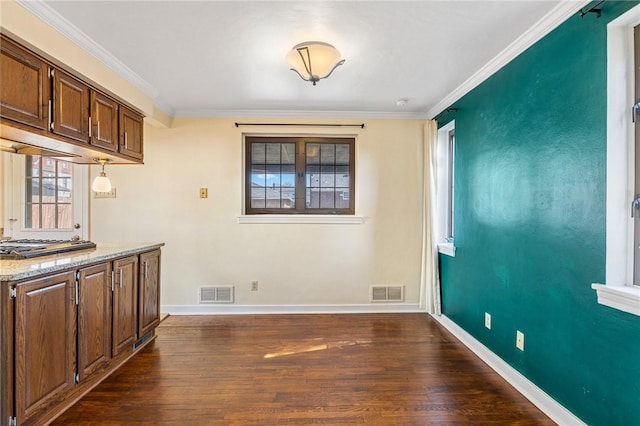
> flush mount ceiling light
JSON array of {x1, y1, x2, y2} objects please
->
[
  {"x1": 91, "y1": 158, "x2": 112, "y2": 192},
  {"x1": 287, "y1": 41, "x2": 345, "y2": 86}
]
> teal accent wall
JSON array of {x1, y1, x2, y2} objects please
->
[{"x1": 438, "y1": 2, "x2": 640, "y2": 425}]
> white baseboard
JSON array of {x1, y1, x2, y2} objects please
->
[
  {"x1": 162, "y1": 303, "x2": 423, "y2": 315},
  {"x1": 431, "y1": 314, "x2": 585, "y2": 426}
]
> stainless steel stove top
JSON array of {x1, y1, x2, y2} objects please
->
[{"x1": 0, "y1": 239, "x2": 96, "y2": 260}]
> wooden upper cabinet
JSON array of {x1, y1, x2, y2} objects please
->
[
  {"x1": 52, "y1": 68, "x2": 90, "y2": 143},
  {"x1": 1, "y1": 35, "x2": 144, "y2": 162},
  {"x1": 77, "y1": 262, "x2": 112, "y2": 382},
  {"x1": 0, "y1": 35, "x2": 50, "y2": 130},
  {"x1": 119, "y1": 105, "x2": 144, "y2": 160},
  {"x1": 14, "y1": 272, "x2": 76, "y2": 425},
  {"x1": 90, "y1": 91, "x2": 119, "y2": 152}
]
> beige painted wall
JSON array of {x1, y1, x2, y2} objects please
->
[{"x1": 90, "y1": 118, "x2": 425, "y2": 308}]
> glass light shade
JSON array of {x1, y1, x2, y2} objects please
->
[
  {"x1": 287, "y1": 41, "x2": 344, "y2": 83},
  {"x1": 92, "y1": 173, "x2": 112, "y2": 192}
]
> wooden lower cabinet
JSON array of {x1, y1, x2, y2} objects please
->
[
  {"x1": 14, "y1": 272, "x2": 76, "y2": 426},
  {"x1": 112, "y1": 255, "x2": 138, "y2": 356},
  {"x1": 77, "y1": 262, "x2": 112, "y2": 381},
  {"x1": 2, "y1": 249, "x2": 161, "y2": 425},
  {"x1": 139, "y1": 250, "x2": 161, "y2": 337}
]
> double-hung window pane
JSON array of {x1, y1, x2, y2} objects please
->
[
  {"x1": 306, "y1": 143, "x2": 351, "y2": 210},
  {"x1": 250, "y1": 142, "x2": 296, "y2": 209},
  {"x1": 246, "y1": 137, "x2": 355, "y2": 214}
]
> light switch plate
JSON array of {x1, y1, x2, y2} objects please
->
[{"x1": 199, "y1": 188, "x2": 208, "y2": 198}]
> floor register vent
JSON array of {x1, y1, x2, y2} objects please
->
[
  {"x1": 370, "y1": 285, "x2": 404, "y2": 302},
  {"x1": 199, "y1": 286, "x2": 234, "y2": 303}
]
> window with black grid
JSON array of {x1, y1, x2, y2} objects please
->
[{"x1": 245, "y1": 136, "x2": 355, "y2": 215}]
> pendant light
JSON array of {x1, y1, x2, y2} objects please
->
[{"x1": 91, "y1": 158, "x2": 112, "y2": 192}]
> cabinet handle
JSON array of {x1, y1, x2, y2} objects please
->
[
  {"x1": 119, "y1": 268, "x2": 124, "y2": 288},
  {"x1": 88, "y1": 116, "x2": 92, "y2": 137},
  {"x1": 124, "y1": 131, "x2": 128, "y2": 148},
  {"x1": 144, "y1": 261, "x2": 148, "y2": 279},
  {"x1": 97, "y1": 121, "x2": 101, "y2": 140}
]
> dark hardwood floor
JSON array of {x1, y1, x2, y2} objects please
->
[{"x1": 51, "y1": 314, "x2": 554, "y2": 425}]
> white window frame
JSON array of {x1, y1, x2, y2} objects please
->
[
  {"x1": 2, "y1": 153, "x2": 89, "y2": 240},
  {"x1": 592, "y1": 4, "x2": 640, "y2": 316},
  {"x1": 436, "y1": 120, "x2": 456, "y2": 257}
]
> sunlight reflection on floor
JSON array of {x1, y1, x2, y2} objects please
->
[{"x1": 264, "y1": 339, "x2": 372, "y2": 359}]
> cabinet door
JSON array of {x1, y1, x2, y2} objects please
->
[
  {"x1": 90, "y1": 91, "x2": 118, "y2": 151},
  {"x1": 139, "y1": 250, "x2": 161, "y2": 337},
  {"x1": 78, "y1": 263, "x2": 112, "y2": 381},
  {"x1": 14, "y1": 272, "x2": 76, "y2": 425},
  {"x1": 52, "y1": 69, "x2": 90, "y2": 143},
  {"x1": 119, "y1": 105, "x2": 144, "y2": 160},
  {"x1": 0, "y1": 35, "x2": 50, "y2": 130},
  {"x1": 112, "y1": 256, "x2": 138, "y2": 356}
]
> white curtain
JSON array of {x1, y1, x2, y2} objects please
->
[{"x1": 419, "y1": 120, "x2": 441, "y2": 315}]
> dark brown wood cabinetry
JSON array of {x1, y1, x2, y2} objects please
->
[
  {"x1": 77, "y1": 262, "x2": 112, "y2": 382},
  {"x1": 0, "y1": 34, "x2": 144, "y2": 164},
  {"x1": 0, "y1": 37, "x2": 51, "y2": 131},
  {"x1": 1, "y1": 248, "x2": 161, "y2": 426},
  {"x1": 90, "y1": 91, "x2": 119, "y2": 152},
  {"x1": 119, "y1": 105, "x2": 144, "y2": 160},
  {"x1": 14, "y1": 272, "x2": 76, "y2": 426},
  {"x1": 139, "y1": 250, "x2": 161, "y2": 337},
  {"x1": 51, "y1": 68, "x2": 90, "y2": 143},
  {"x1": 112, "y1": 255, "x2": 138, "y2": 356}
]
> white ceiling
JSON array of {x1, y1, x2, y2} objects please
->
[{"x1": 22, "y1": 1, "x2": 576, "y2": 118}]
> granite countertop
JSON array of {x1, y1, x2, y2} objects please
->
[{"x1": 0, "y1": 242, "x2": 164, "y2": 282}]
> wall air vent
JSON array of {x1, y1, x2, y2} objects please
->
[
  {"x1": 370, "y1": 285, "x2": 404, "y2": 302},
  {"x1": 199, "y1": 286, "x2": 234, "y2": 303}
]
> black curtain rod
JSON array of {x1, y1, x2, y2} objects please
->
[
  {"x1": 580, "y1": 0, "x2": 605, "y2": 18},
  {"x1": 234, "y1": 122, "x2": 365, "y2": 129},
  {"x1": 434, "y1": 107, "x2": 459, "y2": 122}
]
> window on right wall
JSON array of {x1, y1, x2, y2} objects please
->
[
  {"x1": 592, "y1": 4, "x2": 640, "y2": 316},
  {"x1": 436, "y1": 120, "x2": 455, "y2": 257}
]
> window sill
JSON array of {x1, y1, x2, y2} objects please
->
[
  {"x1": 438, "y1": 242, "x2": 456, "y2": 257},
  {"x1": 591, "y1": 284, "x2": 640, "y2": 316},
  {"x1": 237, "y1": 215, "x2": 365, "y2": 224}
]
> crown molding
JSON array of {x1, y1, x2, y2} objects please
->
[
  {"x1": 15, "y1": 0, "x2": 160, "y2": 102},
  {"x1": 174, "y1": 108, "x2": 428, "y2": 120},
  {"x1": 427, "y1": 0, "x2": 591, "y2": 119}
]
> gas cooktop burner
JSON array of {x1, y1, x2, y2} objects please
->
[{"x1": 0, "y1": 239, "x2": 96, "y2": 260}]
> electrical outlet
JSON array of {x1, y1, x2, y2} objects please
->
[
  {"x1": 251, "y1": 280, "x2": 258, "y2": 291},
  {"x1": 516, "y1": 330, "x2": 525, "y2": 351},
  {"x1": 94, "y1": 188, "x2": 116, "y2": 198},
  {"x1": 199, "y1": 188, "x2": 208, "y2": 198},
  {"x1": 484, "y1": 312, "x2": 491, "y2": 329}
]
